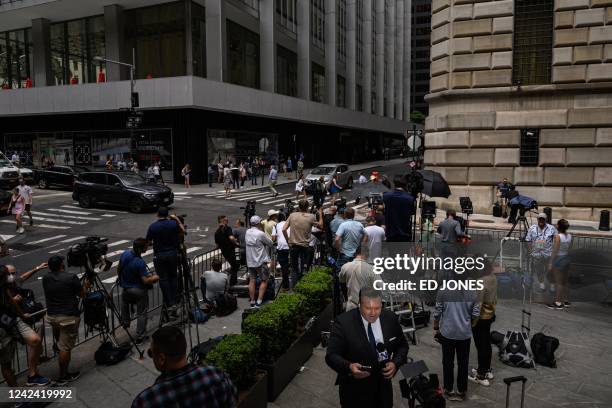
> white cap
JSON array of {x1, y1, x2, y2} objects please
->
[
  {"x1": 267, "y1": 209, "x2": 279, "y2": 217},
  {"x1": 250, "y1": 215, "x2": 262, "y2": 225},
  {"x1": 537, "y1": 212, "x2": 547, "y2": 220}
]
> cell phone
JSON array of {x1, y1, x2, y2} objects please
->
[{"x1": 360, "y1": 365, "x2": 373, "y2": 372}]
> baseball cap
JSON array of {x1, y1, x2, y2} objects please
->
[
  {"x1": 157, "y1": 207, "x2": 169, "y2": 217},
  {"x1": 267, "y1": 209, "x2": 279, "y2": 217},
  {"x1": 537, "y1": 212, "x2": 547, "y2": 220},
  {"x1": 48, "y1": 255, "x2": 65, "y2": 272},
  {"x1": 250, "y1": 215, "x2": 262, "y2": 225}
]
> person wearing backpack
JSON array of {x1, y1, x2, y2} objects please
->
[
  {"x1": 468, "y1": 259, "x2": 497, "y2": 387},
  {"x1": 5, "y1": 263, "x2": 51, "y2": 386},
  {"x1": 118, "y1": 238, "x2": 160, "y2": 345},
  {"x1": 547, "y1": 219, "x2": 573, "y2": 310}
]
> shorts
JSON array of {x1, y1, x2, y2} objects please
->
[
  {"x1": 46, "y1": 315, "x2": 80, "y2": 352},
  {"x1": 16, "y1": 318, "x2": 37, "y2": 341},
  {"x1": 0, "y1": 337, "x2": 16, "y2": 365},
  {"x1": 553, "y1": 255, "x2": 571, "y2": 272},
  {"x1": 248, "y1": 265, "x2": 270, "y2": 281},
  {"x1": 25, "y1": 204, "x2": 31, "y2": 211}
]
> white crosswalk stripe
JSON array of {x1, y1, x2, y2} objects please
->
[
  {"x1": 47, "y1": 208, "x2": 92, "y2": 215},
  {"x1": 257, "y1": 193, "x2": 294, "y2": 205},
  {"x1": 0, "y1": 234, "x2": 15, "y2": 241},
  {"x1": 108, "y1": 239, "x2": 130, "y2": 247},
  {"x1": 28, "y1": 235, "x2": 67, "y2": 245},
  {"x1": 0, "y1": 220, "x2": 70, "y2": 230},
  {"x1": 60, "y1": 236, "x2": 87, "y2": 243},
  {"x1": 28, "y1": 216, "x2": 87, "y2": 225},
  {"x1": 31, "y1": 211, "x2": 103, "y2": 221},
  {"x1": 66, "y1": 204, "x2": 124, "y2": 214}
]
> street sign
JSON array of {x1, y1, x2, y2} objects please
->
[
  {"x1": 406, "y1": 135, "x2": 423, "y2": 151},
  {"x1": 126, "y1": 109, "x2": 144, "y2": 129}
]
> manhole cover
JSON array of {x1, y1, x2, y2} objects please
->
[{"x1": 471, "y1": 219, "x2": 495, "y2": 224}]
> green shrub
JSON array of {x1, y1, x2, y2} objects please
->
[
  {"x1": 294, "y1": 268, "x2": 333, "y2": 317},
  {"x1": 242, "y1": 293, "x2": 306, "y2": 363},
  {"x1": 204, "y1": 334, "x2": 261, "y2": 390}
]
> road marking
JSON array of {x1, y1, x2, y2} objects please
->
[
  {"x1": 101, "y1": 214, "x2": 116, "y2": 218},
  {"x1": 65, "y1": 205, "x2": 125, "y2": 214},
  {"x1": 35, "y1": 192, "x2": 72, "y2": 199},
  {"x1": 60, "y1": 236, "x2": 87, "y2": 243},
  {"x1": 47, "y1": 208, "x2": 92, "y2": 215},
  {"x1": 258, "y1": 194, "x2": 295, "y2": 205},
  {"x1": 174, "y1": 192, "x2": 189, "y2": 195},
  {"x1": 0, "y1": 234, "x2": 15, "y2": 241},
  {"x1": 108, "y1": 239, "x2": 130, "y2": 247},
  {"x1": 0, "y1": 220, "x2": 71, "y2": 230},
  {"x1": 31, "y1": 211, "x2": 102, "y2": 221},
  {"x1": 28, "y1": 216, "x2": 86, "y2": 225},
  {"x1": 102, "y1": 277, "x2": 117, "y2": 284},
  {"x1": 28, "y1": 235, "x2": 68, "y2": 245},
  {"x1": 353, "y1": 202, "x2": 370, "y2": 210}
]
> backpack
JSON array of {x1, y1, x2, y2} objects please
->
[
  {"x1": 94, "y1": 341, "x2": 132, "y2": 365},
  {"x1": 400, "y1": 373, "x2": 446, "y2": 408},
  {"x1": 188, "y1": 307, "x2": 210, "y2": 323},
  {"x1": 83, "y1": 291, "x2": 107, "y2": 332},
  {"x1": 213, "y1": 293, "x2": 238, "y2": 317},
  {"x1": 17, "y1": 288, "x2": 45, "y2": 324},
  {"x1": 189, "y1": 336, "x2": 224, "y2": 364},
  {"x1": 498, "y1": 331, "x2": 535, "y2": 369},
  {"x1": 530, "y1": 332, "x2": 559, "y2": 368}
]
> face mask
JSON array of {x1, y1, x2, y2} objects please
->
[{"x1": 6, "y1": 274, "x2": 15, "y2": 284}]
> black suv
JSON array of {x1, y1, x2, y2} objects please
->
[{"x1": 73, "y1": 171, "x2": 174, "y2": 213}]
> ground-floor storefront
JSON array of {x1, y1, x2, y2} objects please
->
[{"x1": 1, "y1": 108, "x2": 407, "y2": 184}]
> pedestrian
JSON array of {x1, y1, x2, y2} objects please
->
[
  {"x1": 364, "y1": 216, "x2": 386, "y2": 264},
  {"x1": 433, "y1": 281, "x2": 481, "y2": 402},
  {"x1": 437, "y1": 210, "x2": 465, "y2": 273},
  {"x1": 214, "y1": 215, "x2": 239, "y2": 286},
  {"x1": 240, "y1": 163, "x2": 247, "y2": 187},
  {"x1": 201, "y1": 259, "x2": 229, "y2": 304},
  {"x1": 251, "y1": 160, "x2": 259, "y2": 185},
  {"x1": 105, "y1": 157, "x2": 113, "y2": 170},
  {"x1": 7, "y1": 187, "x2": 25, "y2": 234},
  {"x1": 146, "y1": 208, "x2": 185, "y2": 318},
  {"x1": 131, "y1": 161, "x2": 139, "y2": 174},
  {"x1": 147, "y1": 165, "x2": 155, "y2": 183},
  {"x1": 132, "y1": 327, "x2": 237, "y2": 407},
  {"x1": 262, "y1": 209, "x2": 279, "y2": 238},
  {"x1": 328, "y1": 174, "x2": 342, "y2": 204},
  {"x1": 282, "y1": 200, "x2": 324, "y2": 286},
  {"x1": 42, "y1": 255, "x2": 88, "y2": 385},
  {"x1": 231, "y1": 165, "x2": 240, "y2": 190},
  {"x1": 286, "y1": 157, "x2": 293, "y2": 179},
  {"x1": 268, "y1": 165, "x2": 279, "y2": 197},
  {"x1": 260, "y1": 159, "x2": 267, "y2": 185},
  {"x1": 118, "y1": 238, "x2": 160, "y2": 345},
  {"x1": 468, "y1": 259, "x2": 497, "y2": 387},
  {"x1": 11, "y1": 151, "x2": 19, "y2": 165},
  {"x1": 338, "y1": 244, "x2": 376, "y2": 311},
  {"x1": 17, "y1": 177, "x2": 33, "y2": 226},
  {"x1": 181, "y1": 164, "x2": 191, "y2": 188},
  {"x1": 297, "y1": 158, "x2": 304, "y2": 178},
  {"x1": 334, "y1": 208, "x2": 368, "y2": 272},
  {"x1": 3, "y1": 263, "x2": 51, "y2": 386},
  {"x1": 153, "y1": 162, "x2": 163, "y2": 184},
  {"x1": 358, "y1": 172, "x2": 368, "y2": 184},
  {"x1": 313, "y1": 176, "x2": 326, "y2": 208},
  {"x1": 295, "y1": 174, "x2": 307, "y2": 200},
  {"x1": 246, "y1": 215, "x2": 274, "y2": 308},
  {"x1": 272, "y1": 213, "x2": 290, "y2": 291},
  {"x1": 0, "y1": 266, "x2": 20, "y2": 387},
  {"x1": 233, "y1": 219, "x2": 247, "y2": 266},
  {"x1": 217, "y1": 161, "x2": 224, "y2": 183},
  {"x1": 207, "y1": 163, "x2": 215, "y2": 188},
  {"x1": 547, "y1": 219, "x2": 572, "y2": 309},
  {"x1": 223, "y1": 166, "x2": 232, "y2": 198},
  {"x1": 525, "y1": 213, "x2": 557, "y2": 293},
  {"x1": 383, "y1": 175, "x2": 416, "y2": 242},
  {"x1": 325, "y1": 288, "x2": 409, "y2": 408}
]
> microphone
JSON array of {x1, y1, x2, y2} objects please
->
[{"x1": 376, "y1": 342, "x2": 390, "y2": 367}]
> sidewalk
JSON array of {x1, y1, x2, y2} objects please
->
[{"x1": 168, "y1": 158, "x2": 408, "y2": 195}]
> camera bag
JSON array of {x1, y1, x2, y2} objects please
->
[
  {"x1": 530, "y1": 332, "x2": 559, "y2": 368},
  {"x1": 83, "y1": 291, "x2": 107, "y2": 331},
  {"x1": 94, "y1": 341, "x2": 132, "y2": 365}
]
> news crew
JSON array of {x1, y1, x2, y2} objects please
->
[
  {"x1": 326, "y1": 288, "x2": 408, "y2": 408},
  {"x1": 383, "y1": 175, "x2": 415, "y2": 242}
]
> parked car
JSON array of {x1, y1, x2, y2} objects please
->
[
  {"x1": 35, "y1": 165, "x2": 91, "y2": 190},
  {"x1": 72, "y1": 171, "x2": 174, "y2": 213},
  {"x1": 304, "y1": 163, "x2": 353, "y2": 193},
  {"x1": 0, "y1": 151, "x2": 34, "y2": 189}
]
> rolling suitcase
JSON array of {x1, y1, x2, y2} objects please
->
[
  {"x1": 493, "y1": 202, "x2": 503, "y2": 217},
  {"x1": 504, "y1": 376, "x2": 527, "y2": 408}
]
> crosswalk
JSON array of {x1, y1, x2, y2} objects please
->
[{"x1": 0, "y1": 204, "x2": 122, "y2": 232}]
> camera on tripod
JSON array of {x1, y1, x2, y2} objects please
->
[
  {"x1": 67, "y1": 236, "x2": 110, "y2": 278},
  {"x1": 241, "y1": 200, "x2": 256, "y2": 218},
  {"x1": 280, "y1": 199, "x2": 295, "y2": 218},
  {"x1": 367, "y1": 193, "x2": 384, "y2": 209},
  {"x1": 334, "y1": 197, "x2": 347, "y2": 210}
]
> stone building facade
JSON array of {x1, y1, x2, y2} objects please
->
[{"x1": 425, "y1": 0, "x2": 612, "y2": 221}]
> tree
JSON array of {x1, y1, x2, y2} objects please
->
[{"x1": 410, "y1": 110, "x2": 426, "y2": 125}]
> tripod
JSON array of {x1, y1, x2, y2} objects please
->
[
  {"x1": 81, "y1": 258, "x2": 144, "y2": 359},
  {"x1": 507, "y1": 209, "x2": 530, "y2": 240}
]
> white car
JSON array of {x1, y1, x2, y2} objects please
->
[
  {"x1": 304, "y1": 163, "x2": 353, "y2": 192},
  {"x1": 0, "y1": 151, "x2": 34, "y2": 188}
]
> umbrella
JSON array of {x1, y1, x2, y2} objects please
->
[{"x1": 417, "y1": 170, "x2": 451, "y2": 198}]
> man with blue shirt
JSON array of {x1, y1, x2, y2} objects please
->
[
  {"x1": 268, "y1": 165, "x2": 279, "y2": 197},
  {"x1": 119, "y1": 238, "x2": 160, "y2": 344},
  {"x1": 146, "y1": 208, "x2": 185, "y2": 315},
  {"x1": 383, "y1": 175, "x2": 416, "y2": 242},
  {"x1": 335, "y1": 208, "x2": 368, "y2": 272},
  {"x1": 525, "y1": 213, "x2": 558, "y2": 292}
]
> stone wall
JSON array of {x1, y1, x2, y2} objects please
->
[{"x1": 426, "y1": 0, "x2": 612, "y2": 221}]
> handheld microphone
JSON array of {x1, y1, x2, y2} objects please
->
[{"x1": 376, "y1": 342, "x2": 390, "y2": 367}]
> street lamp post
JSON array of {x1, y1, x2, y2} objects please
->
[{"x1": 94, "y1": 48, "x2": 137, "y2": 109}]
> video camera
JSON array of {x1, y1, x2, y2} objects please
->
[
  {"x1": 241, "y1": 200, "x2": 256, "y2": 218},
  {"x1": 67, "y1": 236, "x2": 110, "y2": 277},
  {"x1": 280, "y1": 199, "x2": 295, "y2": 218},
  {"x1": 367, "y1": 193, "x2": 384, "y2": 209},
  {"x1": 334, "y1": 197, "x2": 347, "y2": 211}
]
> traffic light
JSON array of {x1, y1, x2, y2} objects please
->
[{"x1": 131, "y1": 92, "x2": 139, "y2": 108}]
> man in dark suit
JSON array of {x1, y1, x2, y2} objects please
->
[{"x1": 326, "y1": 288, "x2": 409, "y2": 407}]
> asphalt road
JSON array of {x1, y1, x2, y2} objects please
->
[{"x1": 1, "y1": 162, "x2": 410, "y2": 300}]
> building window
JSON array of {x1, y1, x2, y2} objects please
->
[
  {"x1": 0, "y1": 28, "x2": 33, "y2": 88},
  {"x1": 276, "y1": 46, "x2": 297, "y2": 96},
  {"x1": 50, "y1": 16, "x2": 105, "y2": 86},
  {"x1": 311, "y1": 0, "x2": 325, "y2": 50},
  {"x1": 311, "y1": 62, "x2": 325, "y2": 102},
  {"x1": 371, "y1": 91, "x2": 377, "y2": 113},
  {"x1": 125, "y1": 3, "x2": 186, "y2": 79},
  {"x1": 236, "y1": 0, "x2": 260, "y2": 16},
  {"x1": 276, "y1": 0, "x2": 297, "y2": 33},
  {"x1": 356, "y1": 0, "x2": 363, "y2": 76},
  {"x1": 227, "y1": 20, "x2": 260, "y2": 89},
  {"x1": 356, "y1": 84, "x2": 363, "y2": 111},
  {"x1": 520, "y1": 129, "x2": 540, "y2": 166},
  {"x1": 337, "y1": 75, "x2": 346, "y2": 107},
  {"x1": 337, "y1": 0, "x2": 347, "y2": 63},
  {"x1": 513, "y1": 0, "x2": 553, "y2": 85},
  {"x1": 192, "y1": 2, "x2": 206, "y2": 78}
]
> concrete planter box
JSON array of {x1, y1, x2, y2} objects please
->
[
  {"x1": 258, "y1": 331, "x2": 314, "y2": 401},
  {"x1": 238, "y1": 370, "x2": 268, "y2": 408}
]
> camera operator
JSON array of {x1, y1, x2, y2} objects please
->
[
  {"x1": 246, "y1": 216, "x2": 274, "y2": 308},
  {"x1": 118, "y1": 238, "x2": 160, "y2": 344},
  {"x1": 272, "y1": 213, "x2": 291, "y2": 291},
  {"x1": 146, "y1": 208, "x2": 185, "y2": 316},
  {"x1": 313, "y1": 176, "x2": 327, "y2": 208},
  {"x1": 437, "y1": 210, "x2": 465, "y2": 260},
  {"x1": 132, "y1": 327, "x2": 237, "y2": 407},
  {"x1": 505, "y1": 185, "x2": 520, "y2": 223},
  {"x1": 42, "y1": 255, "x2": 89, "y2": 384},
  {"x1": 283, "y1": 200, "x2": 324, "y2": 287},
  {"x1": 5, "y1": 263, "x2": 50, "y2": 386},
  {"x1": 232, "y1": 219, "x2": 247, "y2": 266},
  {"x1": 214, "y1": 215, "x2": 239, "y2": 286},
  {"x1": 374, "y1": 204, "x2": 386, "y2": 229},
  {"x1": 383, "y1": 175, "x2": 415, "y2": 242},
  {"x1": 525, "y1": 213, "x2": 558, "y2": 293},
  {"x1": 496, "y1": 178, "x2": 512, "y2": 216},
  {"x1": 262, "y1": 209, "x2": 279, "y2": 238}
]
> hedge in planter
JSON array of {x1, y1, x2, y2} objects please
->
[
  {"x1": 242, "y1": 293, "x2": 307, "y2": 364},
  {"x1": 205, "y1": 334, "x2": 261, "y2": 390},
  {"x1": 293, "y1": 268, "x2": 333, "y2": 317}
]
